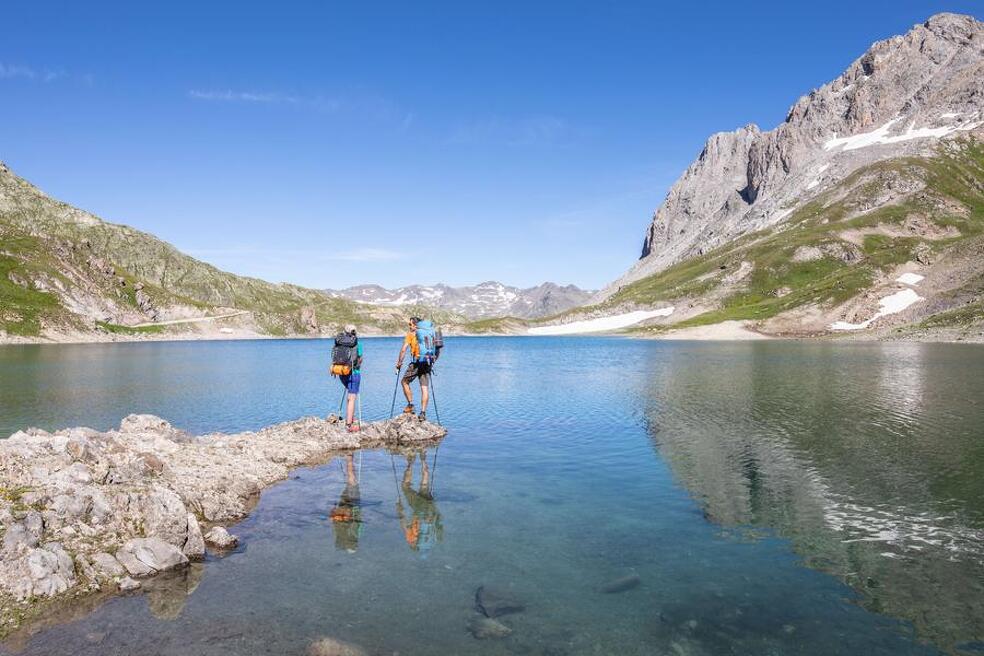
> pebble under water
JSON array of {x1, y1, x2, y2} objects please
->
[{"x1": 1, "y1": 337, "x2": 983, "y2": 655}]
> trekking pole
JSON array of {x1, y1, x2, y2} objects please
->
[
  {"x1": 389, "y1": 364, "x2": 402, "y2": 418},
  {"x1": 429, "y1": 368, "x2": 442, "y2": 426},
  {"x1": 338, "y1": 388, "x2": 347, "y2": 418}
]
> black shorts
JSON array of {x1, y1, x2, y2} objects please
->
[{"x1": 403, "y1": 361, "x2": 431, "y2": 385}]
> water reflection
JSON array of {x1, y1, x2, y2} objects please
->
[
  {"x1": 645, "y1": 342, "x2": 984, "y2": 653},
  {"x1": 329, "y1": 453, "x2": 363, "y2": 553},
  {"x1": 394, "y1": 449, "x2": 444, "y2": 555}
]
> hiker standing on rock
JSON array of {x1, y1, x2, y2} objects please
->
[
  {"x1": 396, "y1": 317, "x2": 441, "y2": 421},
  {"x1": 331, "y1": 324, "x2": 363, "y2": 433}
]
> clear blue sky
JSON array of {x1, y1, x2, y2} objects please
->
[{"x1": 1, "y1": 2, "x2": 978, "y2": 290}]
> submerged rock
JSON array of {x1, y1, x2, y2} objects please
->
[
  {"x1": 306, "y1": 636, "x2": 369, "y2": 656},
  {"x1": 468, "y1": 616, "x2": 513, "y2": 640},
  {"x1": 118, "y1": 576, "x2": 141, "y2": 592},
  {"x1": 599, "y1": 573, "x2": 641, "y2": 593},
  {"x1": 475, "y1": 585, "x2": 525, "y2": 617},
  {"x1": 203, "y1": 526, "x2": 238, "y2": 550},
  {"x1": 0, "y1": 413, "x2": 446, "y2": 631}
]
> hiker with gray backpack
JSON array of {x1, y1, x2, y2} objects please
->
[
  {"x1": 331, "y1": 324, "x2": 363, "y2": 433},
  {"x1": 395, "y1": 316, "x2": 443, "y2": 421}
]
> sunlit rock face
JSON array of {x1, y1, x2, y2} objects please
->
[{"x1": 603, "y1": 13, "x2": 984, "y2": 298}]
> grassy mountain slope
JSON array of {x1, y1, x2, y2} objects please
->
[
  {"x1": 543, "y1": 139, "x2": 984, "y2": 338},
  {"x1": 0, "y1": 162, "x2": 459, "y2": 339}
]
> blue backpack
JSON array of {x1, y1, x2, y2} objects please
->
[{"x1": 416, "y1": 320, "x2": 437, "y2": 363}]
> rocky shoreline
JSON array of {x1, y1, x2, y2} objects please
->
[{"x1": 0, "y1": 413, "x2": 446, "y2": 636}]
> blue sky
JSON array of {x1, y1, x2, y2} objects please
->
[{"x1": 1, "y1": 2, "x2": 979, "y2": 290}]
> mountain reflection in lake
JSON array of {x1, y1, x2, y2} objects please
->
[
  {"x1": 644, "y1": 341, "x2": 984, "y2": 653},
  {"x1": 1, "y1": 338, "x2": 982, "y2": 655}
]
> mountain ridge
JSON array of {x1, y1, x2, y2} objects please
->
[
  {"x1": 327, "y1": 281, "x2": 591, "y2": 319},
  {"x1": 600, "y1": 12, "x2": 984, "y2": 300},
  {"x1": 0, "y1": 161, "x2": 467, "y2": 340},
  {"x1": 542, "y1": 12, "x2": 984, "y2": 340}
]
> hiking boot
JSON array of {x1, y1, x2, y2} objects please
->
[
  {"x1": 418, "y1": 411, "x2": 427, "y2": 422},
  {"x1": 403, "y1": 404, "x2": 415, "y2": 415}
]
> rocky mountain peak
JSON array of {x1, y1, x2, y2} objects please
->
[
  {"x1": 328, "y1": 281, "x2": 592, "y2": 319},
  {"x1": 608, "y1": 12, "x2": 984, "y2": 297}
]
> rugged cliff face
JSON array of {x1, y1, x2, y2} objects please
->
[
  {"x1": 529, "y1": 13, "x2": 984, "y2": 340},
  {"x1": 611, "y1": 13, "x2": 984, "y2": 294}
]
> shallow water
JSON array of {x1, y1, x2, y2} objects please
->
[{"x1": 1, "y1": 337, "x2": 983, "y2": 655}]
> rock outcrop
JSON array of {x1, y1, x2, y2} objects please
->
[
  {"x1": 606, "y1": 13, "x2": 984, "y2": 297},
  {"x1": 0, "y1": 413, "x2": 445, "y2": 630}
]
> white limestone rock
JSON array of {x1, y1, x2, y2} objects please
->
[
  {"x1": 116, "y1": 538, "x2": 189, "y2": 577},
  {"x1": 203, "y1": 526, "x2": 238, "y2": 550}
]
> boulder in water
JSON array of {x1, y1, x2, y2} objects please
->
[
  {"x1": 204, "y1": 526, "x2": 239, "y2": 550},
  {"x1": 475, "y1": 585, "x2": 525, "y2": 617},
  {"x1": 599, "y1": 573, "x2": 641, "y2": 593},
  {"x1": 306, "y1": 636, "x2": 369, "y2": 656},
  {"x1": 468, "y1": 616, "x2": 512, "y2": 640},
  {"x1": 118, "y1": 576, "x2": 141, "y2": 592}
]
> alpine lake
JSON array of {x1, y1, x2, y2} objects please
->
[{"x1": 0, "y1": 336, "x2": 982, "y2": 655}]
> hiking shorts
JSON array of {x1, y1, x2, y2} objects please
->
[
  {"x1": 402, "y1": 361, "x2": 431, "y2": 386},
  {"x1": 340, "y1": 372, "x2": 361, "y2": 394}
]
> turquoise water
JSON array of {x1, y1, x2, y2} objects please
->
[{"x1": 1, "y1": 338, "x2": 983, "y2": 655}]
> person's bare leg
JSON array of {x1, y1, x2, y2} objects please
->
[
  {"x1": 402, "y1": 378, "x2": 413, "y2": 406},
  {"x1": 346, "y1": 393, "x2": 357, "y2": 425},
  {"x1": 420, "y1": 382, "x2": 430, "y2": 412},
  {"x1": 345, "y1": 454, "x2": 357, "y2": 486},
  {"x1": 403, "y1": 454, "x2": 414, "y2": 486}
]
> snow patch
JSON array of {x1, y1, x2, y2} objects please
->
[
  {"x1": 529, "y1": 308, "x2": 675, "y2": 335},
  {"x1": 940, "y1": 112, "x2": 962, "y2": 119},
  {"x1": 830, "y1": 289, "x2": 922, "y2": 331},
  {"x1": 806, "y1": 164, "x2": 830, "y2": 190},
  {"x1": 896, "y1": 273, "x2": 924, "y2": 286},
  {"x1": 823, "y1": 117, "x2": 981, "y2": 152}
]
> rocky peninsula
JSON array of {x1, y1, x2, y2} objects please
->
[{"x1": 0, "y1": 413, "x2": 446, "y2": 635}]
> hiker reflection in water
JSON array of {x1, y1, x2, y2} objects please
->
[
  {"x1": 396, "y1": 450, "x2": 443, "y2": 554},
  {"x1": 329, "y1": 453, "x2": 362, "y2": 553}
]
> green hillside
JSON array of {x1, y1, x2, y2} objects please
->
[{"x1": 548, "y1": 139, "x2": 984, "y2": 336}]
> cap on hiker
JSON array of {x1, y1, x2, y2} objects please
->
[{"x1": 344, "y1": 324, "x2": 356, "y2": 334}]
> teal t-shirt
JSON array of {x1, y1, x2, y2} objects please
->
[{"x1": 353, "y1": 342, "x2": 364, "y2": 374}]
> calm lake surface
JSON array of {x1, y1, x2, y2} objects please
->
[{"x1": 1, "y1": 337, "x2": 983, "y2": 655}]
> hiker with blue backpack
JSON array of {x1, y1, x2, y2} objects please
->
[
  {"x1": 395, "y1": 317, "x2": 443, "y2": 421},
  {"x1": 330, "y1": 324, "x2": 363, "y2": 433}
]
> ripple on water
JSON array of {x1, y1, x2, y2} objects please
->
[{"x1": 2, "y1": 339, "x2": 982, "y2": 654}]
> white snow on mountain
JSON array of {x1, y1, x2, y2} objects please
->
[{"x1": 327, "y1": 281, "x2": 592, "y2": 320}]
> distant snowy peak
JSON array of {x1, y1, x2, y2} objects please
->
[{"x1": 327, "y1": 281, "x2": 592, "y2": 319}]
